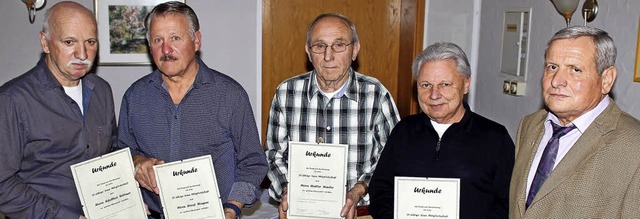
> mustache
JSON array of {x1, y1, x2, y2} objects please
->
[
  {"x1": 67, "y1": 59, "x2": 92, "y2": 67},
  {"x1": 161, "y1": 55, "x2": 177, "y2": 61}
]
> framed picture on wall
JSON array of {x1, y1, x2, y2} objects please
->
[
  {"x1": 635, "y1": 16, "x2": 640, "y2": 82},
  {"x1": 94, "y1": 0, "x2": 185, "y2": 65}
]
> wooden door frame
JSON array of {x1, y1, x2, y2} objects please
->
[{"x1": 397, "y1": 0, "x2": 425, "y2": 117}]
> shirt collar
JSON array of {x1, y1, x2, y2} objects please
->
[
  {"x1": 149, "y1": 56, "x2": 214, "y2": 89},
  {"x1": 545, "y1": 96, "x2": 611, "y2": 133},
  {"x1": 307, "y1": 68, "x2": 358, "y2": 102},
  {"x1": 35, "y1": 56, "x2": 94, "y2": 90}
]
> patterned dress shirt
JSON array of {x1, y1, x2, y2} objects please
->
[{"x1": 265, "y1": 69, "x2": 400, "y2": 205}]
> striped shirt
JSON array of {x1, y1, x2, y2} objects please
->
[{"x1": 265, "y1": 69, "x2": 400, "y2": 205}]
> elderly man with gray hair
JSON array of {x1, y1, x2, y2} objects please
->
[
  {"x1": 369, "y1": 42, "x2": 514, "y2": 218},
  {"x1": 509, "y1": 26, "x2": 640, "y2": 218},
  {"x1": 0, "y1": 1, "x2": 116, "y2": 218}
]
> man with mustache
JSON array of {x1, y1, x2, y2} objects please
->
[
  {"x1": 509, "y1": 26, "x2": 640, "y2": 218},
  {"x1": 0, "y1": 1, "x2": 117, "y2": 218},
  {"x1": 368, "y1": 42, "x2": 514, "y2": 218},
  {"x1": 264, "y1": 13, "x2": 400, "y2": 218},
  {"x1": 115, "y1": 2, "x2": 267, "y2": 219}
]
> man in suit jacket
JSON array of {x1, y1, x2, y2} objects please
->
[{"x1": 509, "y1": 26, "x2": 640, "y2": 218}]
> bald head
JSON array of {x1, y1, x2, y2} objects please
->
[
  {"x1": 42, "y1": 1, "x2": 96, "y2": 40},
  {"x1": 39, "y1": 1, "x2": 98, "y2": 86}
]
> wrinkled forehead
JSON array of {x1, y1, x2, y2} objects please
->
[
  {"x1": 49, "y1": 12, "x2": 97, "y2": 37},
  {"x1": 309, "y1": 17, "x2": 352, "y2": 42}
]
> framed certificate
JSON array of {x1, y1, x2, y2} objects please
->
[
  {"x1": 287, "y1": 141, "x2": 348, "y2": 219},
  {"x1": 394, "y1": 177, "x2": 460, "y2": 219},
  {"x1": 153, "y1": 155, "x2": 225, "y2": 218},
  {"x1": 70, "y1": 148, "x2": 147, "y2": 219}
]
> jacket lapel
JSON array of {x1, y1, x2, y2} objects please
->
[
  {"x1": 514, "y1": 110, "x2": 547, "y2": 216},
  {"x1": 528, "y1": 102, "x2": 619, "y2": 208}
]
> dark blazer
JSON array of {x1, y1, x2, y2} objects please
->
[{"x1": 509, "y1": 101, "x2": 640, "y2": 218}]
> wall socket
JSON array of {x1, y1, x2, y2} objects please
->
[{"x1": 503, "y1": 80, "x2": 526, "y2": 96}]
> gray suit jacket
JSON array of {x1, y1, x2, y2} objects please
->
[{"x1": 509, "y1": 101, "x2": 640, "y2": 218}]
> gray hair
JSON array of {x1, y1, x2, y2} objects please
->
[
  {"x1": 42, "y1": 8, "x2": 53, "y2": 40},
  {"x1": 305, "y1": 13, "x2": 359, "y2": 45},
  {"x1": 145, "y1": 1, "x2": 199, "y2": 43},
  {"x1": 412, "y1": 42, "x2": 471, "y2": 78},
  {"x1": 544, "y1": 26, "x2": 616, "y2": 75}
]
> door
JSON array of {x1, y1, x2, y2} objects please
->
[{"x1": 262, "y1": 0, "x2": 424, "y2": 141}]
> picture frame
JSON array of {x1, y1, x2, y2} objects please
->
[
  {"x1": 94, "y1": 0, "x2": 185, "y2": 65},
  {"x1": 635, "y1": 17, "x2": 640, "y2": 82}
]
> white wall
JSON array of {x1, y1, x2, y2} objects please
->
[
  {"x1": 424, "y1": 0, "x2": 480, "y2": 108},
  {"x1": 0, "y1": 0, "x2": 261, "y2": 132},
  {"x1": 474, "y1": 0, "x2": 640, "y2": 138},
  {"x1": 425, "y1": 0, "x2": 475, "y2": 56}
]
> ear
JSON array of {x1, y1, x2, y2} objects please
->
[
  {"x1": 194, "y1": 31, "x2": 202, "y2": 51},
  {"x1": 305, "y1": 44, "x2": 312, "y2": 62},
  {"x1": 463, "y1": 75, "x2": 471, "y2": 94},
  {"x1": 600, "y1": 66, "x2": 617, "y2": 94},
  {"x1": 40, "y1": 32, "x2": 50, "y2": 54},
  {"x1": 351, "y1": 41, "x2": 360, "y2": 61}
]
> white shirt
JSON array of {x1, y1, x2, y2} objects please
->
[
  {"x1": 316, "y1": 75, "x2": 348, "y2": 99},
  {"x1": 431, "y1": 120, "x2": 452, "y2": 138},
  {"x1": 525, "y1": 96, "x2": 610, "y2": 196},
  {"x1": 63, "y1": 80, "x2": 83, "y2": 115}
]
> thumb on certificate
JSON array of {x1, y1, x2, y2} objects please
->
[
  {"x1": 145, "y1": 204, "x2": 151, "y2": 215},
  {"x1": 279, "y1": 194, "x2": 288, "y2": 219},
  {"x1": 341, "y1": 192, "x2": 359, "y2": 217}
]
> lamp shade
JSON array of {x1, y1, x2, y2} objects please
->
[{"x1": 551, "y1": 0, "x2": 580, "y2": 19}]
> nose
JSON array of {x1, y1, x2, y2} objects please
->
[
  {"x1": 429, "y1": 86, "x2": 441, "y2": 100},
  {"x1": 550, "y1": 68, "x2": 567, "y2": 88},
  {"x1": 323, "y1": 47, "x2": 335, "y2": 62},
  {"x1": 162, "y1": 41, "x2": 173, "y2": 55},
  {"x1": 75, "y1": 43, "x2": 88, "y2": 60}
]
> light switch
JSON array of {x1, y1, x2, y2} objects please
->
[
  {"x1": 503, "y1": 80, "x2": 526, "y2": 96},
  {"x1": 510, "y1": 81, "x2": 526, "y2": 96},
  {"x1": 503, "y1": 80, "x2": 511, "y2": 94}
]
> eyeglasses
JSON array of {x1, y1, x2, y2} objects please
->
[{"x1": 308, "y1": 42, "x2": 353, "y2": 54}]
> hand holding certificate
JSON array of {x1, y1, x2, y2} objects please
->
[
  {"x1": 153, "y1": 155, "x2": 225, "y2": 219},
  {"x1": 287, "y1": 141, "x2": 348, "y2": 219},
  {"x1": 394, "y1": 177, "x2": 460, "y2": 219},
  {"x1": 71, "y1": 148, "x2": 147, "y2": 219}
]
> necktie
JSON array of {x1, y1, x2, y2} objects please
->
[{"x1": 526, "y1": 122, "x2": 576, "y2": 208}]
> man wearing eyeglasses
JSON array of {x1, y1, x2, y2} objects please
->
[{"x1": 264, "y1": 13, "x2": 400, "y2": 219}]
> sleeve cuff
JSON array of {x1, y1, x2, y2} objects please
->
[{"x1": 227, "y1": 181, "x2": 259, "y2": 207}]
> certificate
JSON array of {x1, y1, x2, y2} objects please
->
[
  {"x1": 70, "y1": 148, "x2": 147, "y2": 219},
  {"x1": 287, "y1": 141, "x2": 348, "y2": 219},
  {"x1": 394, "y1": 177, "x2": 460, "y2": 219},
  {"x1": 153, "y1": 155, "x2": 224, "y2": 219}
]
